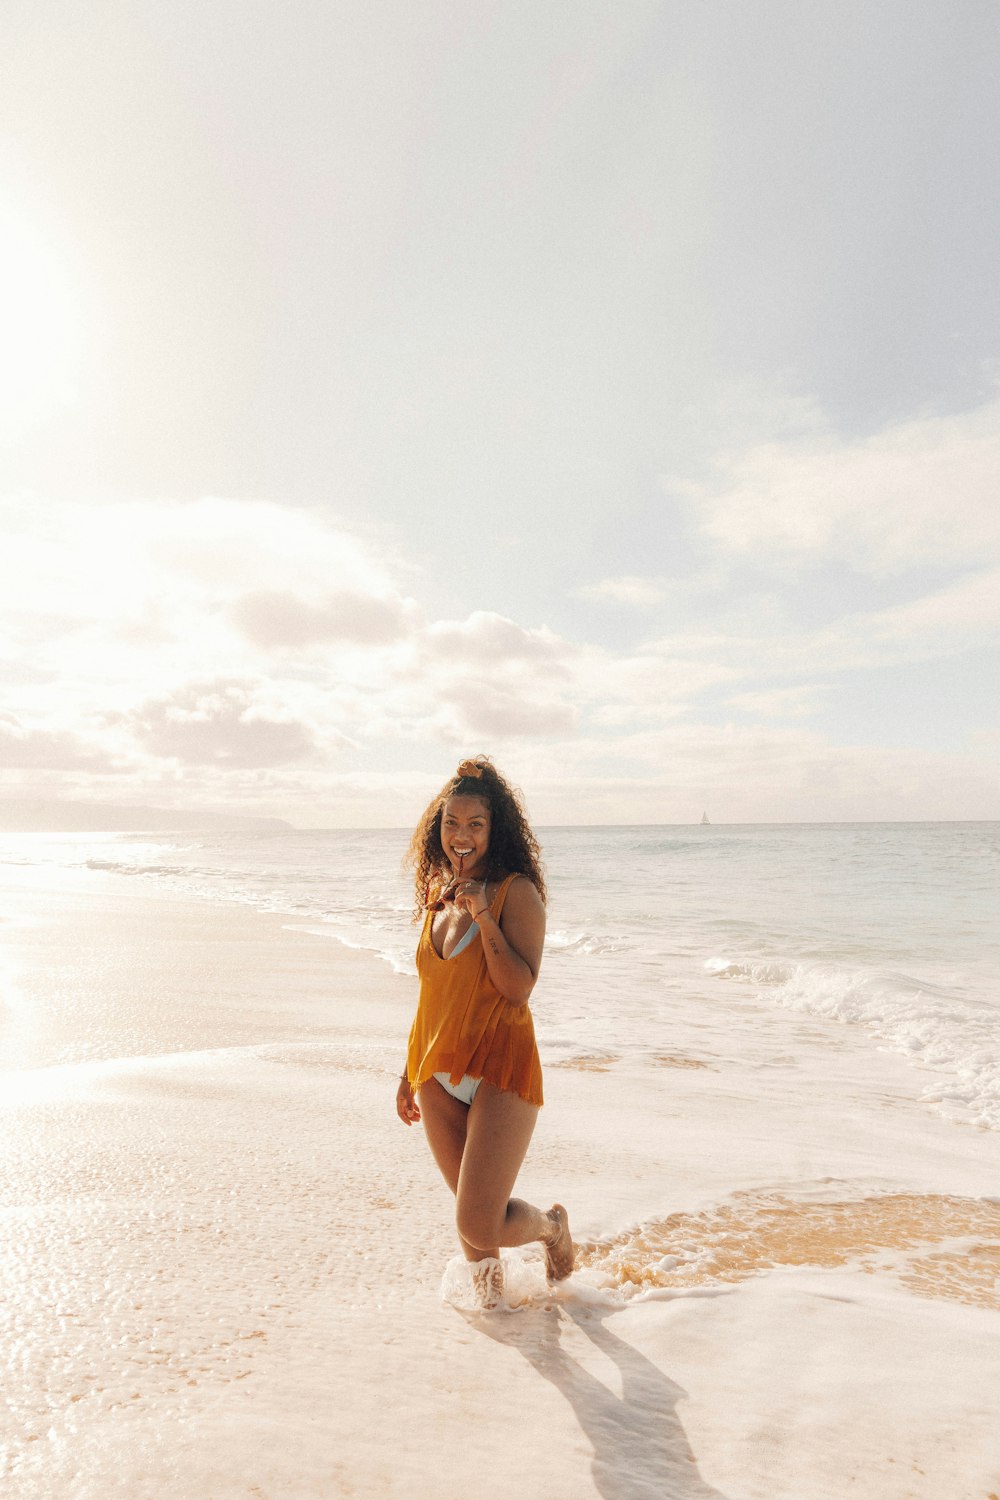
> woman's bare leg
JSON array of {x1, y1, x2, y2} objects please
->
[
  {"x1": 416, "y1": 1078, "x2": 481, "y2": 1261},
  {"x1": 419, "y1": 1078, "x2": 573, "y2": 1281},
  {"x1": 456, "y1": 1083, "x2": 573, "y2": 1277}
]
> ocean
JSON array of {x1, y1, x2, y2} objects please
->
[
  {"x1": 3, "y1": 822, "x2": 1000, "y2": 1500},
  {"x1": 3, "y1": 821, "x2": 997, "y2": 1132}
]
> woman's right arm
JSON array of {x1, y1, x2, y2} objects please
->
[{"x1": 396, "y1": 1071, "x2": 420, "y2": 1125}]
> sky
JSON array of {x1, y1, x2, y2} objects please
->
[{"x1": 1, "y1": 0, "x2": 999, "y2": 827}]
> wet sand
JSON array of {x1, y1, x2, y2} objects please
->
[{"x1": 2, "y1": 865, "x2": 998, "y2": 1499}]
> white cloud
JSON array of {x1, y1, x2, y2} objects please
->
[
  {"x1": 230, "y1": 588, "x2": 412, "y2": 649},
  {"x1": 149, "y1": 497, "x2": 393, "y2": 597},
  {"x1": 967, "y1": 729, "x2": 1000, "y2": 758},
  {"x1": 422, "y1": 611, "x2": 573, "y2": 665},
  {"x1": 0, "y1": 712, "x2": 122, "y2": 772},
  {"x1": 2, "y1": 486, "x2": 996, "y2": 823},
  {"x1": 125, "y1": 680, "x2": 330, "y2": 768},
  {"x1": 642, "y1": 562, "x2": 1000, "y2": 682},
  {"x1": 577, "y1": 575, "x2": 667, "y2": 607},
  {"x1": 676, "y1": 393, "x2": 1000, "y2": 572},
  {"x1": 437, "y1": 680, "x2": 578, "y2": 740},
  {"x1": 511, "y1": 727, "x2": 1000, "y2": 824},
  {"x1": 569, "y1": 647, "x2": 740, "y2": 731},
  {"x1": 0, "y1": 495, "x2": 417, "y2": 721},
  {"x1": 865, "y1": 566, "x2": 1000, "y2": 646},
  {"x1": 727, "y1": 685, "x2": 829, "y2": 719},
  {"x1": 0, "y1": 495, "x2": 399, "y2": 640}
]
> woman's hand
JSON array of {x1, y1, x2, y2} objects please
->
[
  {"x1": 453, "y1": 879, "x2": 488, "y2": 919},
  {"x1": 396, "y1": 1075, "x2": 420, "y2": 1126}
]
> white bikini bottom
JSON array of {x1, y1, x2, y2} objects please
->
[{"x1": 432, "y1": 1072, "x2": 482, "y2": 1106}]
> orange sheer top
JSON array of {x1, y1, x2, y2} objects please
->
[{"x1": 406, "y1": 873, "x2": 544, "y2": 1107}]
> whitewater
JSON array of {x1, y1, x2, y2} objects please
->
[{"x1": 3, "y1": 820, "x2": 997, "y2": 1131}]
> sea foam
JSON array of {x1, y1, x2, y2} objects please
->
[{"x1": 707, "y1": 956, "x2": 1000, "y2": 1130}]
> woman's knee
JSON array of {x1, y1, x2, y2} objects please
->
[{"x1": 455, "y1": 1200, "x2": 504, "y2": 1252}]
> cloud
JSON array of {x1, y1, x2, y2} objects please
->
[
  {"x1": 0, "y1": 712, "x2": 122, "y2": 772},
  {"x1": 551, "y1": 645, "x2": 740, "y2": 735},
  {"x1": 641, "y1": 561, "x2": 1000, "y2": 684},
  {"x1": 726, "y1": 685, "x2": 829, "y2": 719},
  {"x1": 0, "y1": 495, "x2": 423, "y2": 735},
  {"x1": 511, "y1": 724, "x2": 1000, "y2": 823},
  {"x1": 0, "y1": 495, "x2": 402, "y2": 646},
  {"x1": 150, "y1": 498, "x2": 395, "y2": 597},
  {"x1": 230, "y1": 589, "x2": 411, "y2": 649},
  {"x1": 967, "y1": 729, "x2": 1000, "y2": 758},
  {"x1": 127, "y1": 681, "x2": 329, "y2": 768},
  {"x1": 675, "y1": 392, "x2": 1000, "y2": 572},
  {"x1": 864, "y1": 566, "x2": 1000, "y2": 647},
  {"x1": 2, "y1": 485, "x2": 996, "y2": 823},
  {"x1": 423, "y1": 611, "x2": 573, "y2": 666},
  {"x1": 577, "y1": 575, "x2": 667, "y2": 607},
  {"x1": 438, "y1": 679, "x2": 578, "y2": 739},
  {"x1": 354, "y1": 622, "x2": 580, "y2": 744}
]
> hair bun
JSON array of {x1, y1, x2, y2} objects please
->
[{"x1": 455, "y1": 757, "x2": 485, "y2": 779}]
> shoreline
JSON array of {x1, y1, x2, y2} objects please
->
[
  {"x1": 0, "y1": 861, "x2": 415, "y2": 1078},
  {"x1": 2, "y1": 862, "x2": 999, "y2": 1498}
]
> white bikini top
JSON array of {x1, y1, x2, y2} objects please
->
[{"x1": 447, "y1": 921, "x2": 479, "y2": 960}]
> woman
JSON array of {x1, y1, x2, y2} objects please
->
[{"x1": 396, "y1": 756, "x2": 573, "y2": 1307}]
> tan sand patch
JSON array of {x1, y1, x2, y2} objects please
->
[
  {"x1": 653, "y1": 1052, "x2": 711, "y2": 1069},
  {"x1": 900, "y1": 1242, "x2": 1000, "y2": 1309},
  {"x1": 576, "y1": 1192, "x2": 1000, "y2": 1309},
  {"x1": 548, "y1": 1053, "x2": 618, "y2": 1072}
]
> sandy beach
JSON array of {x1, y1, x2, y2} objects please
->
[{"x1": 2, "y1": 863, "x2": 999, "y2": 1500}]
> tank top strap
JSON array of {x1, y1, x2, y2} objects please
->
[{"x1": 490, "y1": 872, "x2": 520, "y2": 920}]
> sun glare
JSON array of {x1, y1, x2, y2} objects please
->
[{"x1": 0, "y1": 201, "x2": 83, "y2": 439}]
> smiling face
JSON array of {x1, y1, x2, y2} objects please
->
[{"x1": 440, "y1": 794, "x2": 491, "y2": 880}]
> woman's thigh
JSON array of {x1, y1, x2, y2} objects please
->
[
  {"x1": 457, "y1": 1084, "x2": 539, "y2": 1233},
  {"x1": 417, "y1": 1077, "x2": 469, "y2": 1194}
]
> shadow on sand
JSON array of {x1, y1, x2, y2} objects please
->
[{"x1": 471, "y1": 1300, "x2": 732, "y2": 1500}]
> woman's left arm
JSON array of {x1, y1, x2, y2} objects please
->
[{"x1": 458, "y1": 876, "x2": 545, "y2": 1006}]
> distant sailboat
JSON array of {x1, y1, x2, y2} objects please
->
[{"x1": 700, "y1": 811, "x2": 710, "y2": 825}]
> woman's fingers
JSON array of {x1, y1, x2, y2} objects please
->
[
  {"x1": 396, "y1": 1082, "x2": 420, "y2": 1125},
  {"x1": 453, "y1": 879, "x2": 486, "y2": 913}
]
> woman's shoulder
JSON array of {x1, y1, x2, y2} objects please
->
[{"x1": 497, "y1": 871, "x2": 545, "y2": 915}]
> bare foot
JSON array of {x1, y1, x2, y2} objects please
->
[
  {"x1": 472, "y1": 1257, "x2": 505, "y2": 1310},
  {"x1": 543, "y1": 1204, "x2": 574, "y2": 1282}
]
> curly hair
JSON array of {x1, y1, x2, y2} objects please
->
[{"x1": 404, "y1": 755, "x2": 546, "y2": 917}]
